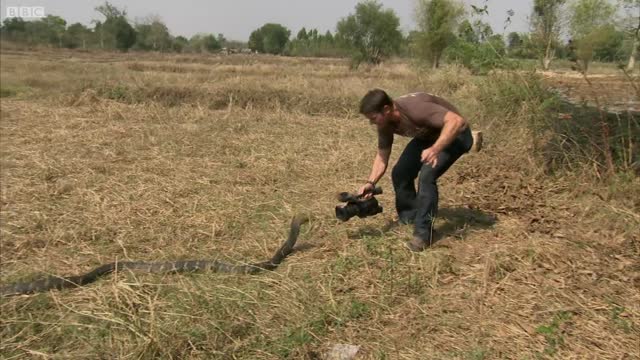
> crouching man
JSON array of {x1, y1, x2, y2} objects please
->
[{"x1": 357, "y1": 89, "x2": 474, "y2": 252}]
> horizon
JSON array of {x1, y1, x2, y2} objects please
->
[{"x1": 0, "y1": 0, "x2": 532, "y2": 42}]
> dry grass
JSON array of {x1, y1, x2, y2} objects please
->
[{"x1": 0, "y1": 50, "x2": 638, "y2": 359}]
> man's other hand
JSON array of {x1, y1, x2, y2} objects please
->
[
  {"x1": 357, "y1": 183, "x2": 375, "y2": 199},
  {"x1": 421, "y1": 147, "x2": 440, "y2": 167}
]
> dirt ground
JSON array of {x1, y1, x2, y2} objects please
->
[
  {"x1": 0, "y1": 49, "x2": 638, "y2": 359},
  {"x1": 540, "y1": 70, "x2": 640, "y2": 113}
]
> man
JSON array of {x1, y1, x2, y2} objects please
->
[{"x1": 357, "y1": 89, "x2": 474, "y2": 252}]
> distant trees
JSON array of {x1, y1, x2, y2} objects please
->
[
  {"x1": 335, "y1": 0, "x2": 403, "y2": 66},
  {"x1": 620, "y1": 0, "x2": 639, "y2": 70},
  {"x1": 41, "y1": 15, "x2": 67, "y2": 47},
  {"x1": 0, "y1": 0, "x2": 634, "y2": 70},
  {"x1": 188, "y1": 33, "x2": 222, "y2": 53},
  {"x1": 287, "y1": 28, "x2": 346, "y2": 57},
  {"x1": 443, "y1": 11, "x2": 509, "y2": 74},
  {"x1": 1, "y1": 17, "x2": 27, "y2": 41},
  {"x1": 458, "y1": 19, "x2": 478, "y2": 43},
  {"x1": 134, "y1": 16, "x2": 171, "y2": 51},
  {"x1": 171, "y1": 36, "x2": 189, "y2": 52},
  {"x1": 113, "y1": 17, "x2": 136, "y2": 51},
  {"x1": 507, "y1": 32, "x2": 522, "y2": 50},
  {"x1": 413, "y1": 0, "x2": 465, "y2": 68},
  {"x1": 62, "y1": 23, "x2": 92, "y2": 49},
  {"x1": 569, "y1": 0, "x2": 618, "y2": 71},
  {"x1": 530, "y1": 0, "x2": 566, "y2": 70},
  {"x1": 0, "y1": 15, "x2": 67, "y2": 46},
  {"x1": 507, "y1": 32, "x2": 538, "y2": 59},
  {"x1": 93, "y1": 1, "x2": 130, "y2": 50},
  {"x1": 248, "y1": 23, "x2": 291, "y2": 54},
  {"x1": 0, "y1": 1, "x2": 232, "y2": 54}
]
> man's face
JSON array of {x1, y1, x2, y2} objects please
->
[
  {"x1": 365, "y1": 112, "x2": 385, "y2": 126},
  {"x1": 364, "y1": 105, "x2": 392, "y2": 126}
]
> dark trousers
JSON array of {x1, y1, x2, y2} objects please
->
[{"x1": 391, "y1": 127, "x2": 473, "y2": 242}]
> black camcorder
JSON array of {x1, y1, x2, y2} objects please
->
[{"x1": 335, "y1": 187, "x2": 383, "y2": 222}]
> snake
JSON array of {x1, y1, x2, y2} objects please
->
[{"x1": 0, "y1": 215, "x2": 309, "y2": 297}]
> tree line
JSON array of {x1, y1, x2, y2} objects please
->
[
  {"x1": 1, "y1": 0, "x2": 637, "y2": 72},
  {"x1": 0, "y1": 2, "x2": 239, "y2": 53}
]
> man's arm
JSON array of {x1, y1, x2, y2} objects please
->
[
  {"x1": 358, "y1": 147, "x2": 391, "y2": 196},
  {"x1": 421, "y1": 111, "x2": 467, "y2": 167},
  {"x1": 433, "y1": 111, "x2": 467, "y2": 151},
  {"x1": 367, "y1": 147, "x2": 391, "y2": 184}
]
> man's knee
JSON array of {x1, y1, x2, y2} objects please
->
[
  {"x1": 391, "y1": 163, "x2": 406, "y2": 184},
  {"x1": 418, "y1": 165, "x2": 437, "y2": 185}
]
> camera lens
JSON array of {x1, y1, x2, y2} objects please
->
[{"x1": 335, "y1": 204, "x2": 359, "y2": 222}]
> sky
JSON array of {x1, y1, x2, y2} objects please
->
[{"x1": 0, "y1": 0, "x2": 533, "y2": 41}]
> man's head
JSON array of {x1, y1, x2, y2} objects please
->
[{"x1": 359, "y1": 89, "x2": 394, "y2": 126}]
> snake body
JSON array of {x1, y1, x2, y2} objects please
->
[{"x1": 1, "y1": 215, "x2": 308, "y2": 297}]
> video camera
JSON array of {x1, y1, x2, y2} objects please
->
[{"x1": 335, "y1": 187, "x2": 383, "y2": 222}]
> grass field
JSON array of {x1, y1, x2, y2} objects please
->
[{"x1": 0, "y1": 48, "x2": 638, "y2": 359}]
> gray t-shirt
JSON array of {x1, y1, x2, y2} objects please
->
[{"x1": 378, "y1": 92, "x2": 462, "y2": 149}]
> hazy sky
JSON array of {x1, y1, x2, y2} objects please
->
[{"x1": 1, "y1": 0, "x2": 533, "y2": 41}]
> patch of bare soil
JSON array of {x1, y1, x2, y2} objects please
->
[{"x1": 541, "y1": 71, "x2": 640, "y2": 113}]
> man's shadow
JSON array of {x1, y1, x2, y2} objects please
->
[
  {"x1": 348, "y1": 207, "x2": 497, "y2": 242},
  {"x1": 433, "y1": 207, "x2": 497, "y2": 240}
]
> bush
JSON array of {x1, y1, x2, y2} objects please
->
[
  {"x1": 445, "y1": 37, "x2": 513, "y2": 75},
  {"x1": 477, "y1": 72, "x2": 639, "y2": 174}
]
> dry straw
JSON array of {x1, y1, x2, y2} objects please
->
[{"x1": 0, "y1": 49, "x2": 638, "y2": 359}]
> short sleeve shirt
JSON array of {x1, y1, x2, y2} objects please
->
[{"x1": 378, "y1": 92, "x2": 462, "y2": 150}]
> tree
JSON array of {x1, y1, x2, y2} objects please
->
[
  {"x1": 592, "y1": 27, "x2": 625, "y2": 61},
  {"x1": 94, "y1": 2, "x2": 119, "y2": 48},
  {"x1": 324, "y1": 30, "x2": 334, "y2": 44},
  {"x1": 93, "y1": 1, "x2": 135, "y2": 51},
  {"x1": 5, "y1": 15, "x2": 68, "y2": 47},
  {"x1": 217, "y1": 33, "x2": 227, "y2": 48},
  {"x1": 458, "y1": 19, "x2": 478, "y2": 43},
  {"x1": 620, "y1": 0, "x2": 640, "y2": 71},
  {"x1": 63, "y1": 23, "x2": 91, "y2": 49},
  {"x1": 202, "y1": 34, "x2": 221, "y2": 52},
  {"x1": 188, "y1": 33, "x2": 221, "y2": 53},
  {"x1": 413, "y1": 0, "x2": 464, "y2": 69},
  {"x1": 478, "y1": 21, "x2": 495, "y2": 41},
  {"x1": 507, "y1": 32, "x2": 522, "y2": 50},
  {"x1": 134, "y1": 16, "x2": 171, "y2": 51},
  {"x1": 112, "y1": 17, "x2": 136, "y2": 51},
  {"x1": 296, "y1": 27, "x2": 309, "y2": 41},
  {"x1": 248, "y1": 29, "x2": 264, "y2": 52},
  {"x1": 445, "y1": 20, "x2": 509, "y2": 74},
  {"x1": 249, "y1": 23, "x2": 290, "y2": 54},
  {"x1": 0, "y1": 18, "x2": 27, "y2": 42},
  {"x1": 171, "y1": 35, "x2": 188, "y2": 52},
  {"x1": 569, "y1": 0, "x2": 617, "y2": 71},
  {"x1": 506, "y1": 32, "x2": 540, "y2": 59},
  {"x1": 530, "y1": 0, "x2": 566, "y2": 70},
  {"x1": 95, "y1": 2, "x2": 126, "y2": 19},
  {"x1": 287, "y1": 28, "x2": 344, "y2": 57},
  {"x1": 42, "y1": 15, "x2": 66, "y2": 47},
  {"x1": 335, "y1": 0, "x2": 403, "y2": 66}
]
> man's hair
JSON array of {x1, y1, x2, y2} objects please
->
[{"x1": 359, "y1": 89, "x2": 392, "y2": 114}]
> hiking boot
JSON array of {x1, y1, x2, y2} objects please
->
[
  {"x1": 405, "y1": 236, "x2": 428, "y2": 252},
  {"x1": 472, "y1": 131, "x2": 483, "y2": 152}
]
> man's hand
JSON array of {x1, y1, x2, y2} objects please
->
[
  {"x1": 421, "y1": 147, "x2": 440, "y2": 167},
  {"x1": 357, "y1": 182, "x2": 375, "y2": 199}
]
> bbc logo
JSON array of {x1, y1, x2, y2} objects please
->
[{"x1": 6, "y1": 6, "x2": 46, "y2": 18}]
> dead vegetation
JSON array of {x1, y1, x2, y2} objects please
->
[{"x1": 0, "y1": 50, "x2": 638, "y2": 359}]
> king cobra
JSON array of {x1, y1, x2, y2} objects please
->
[{"x1": 0, "y1": 215, "x2": 308, "y2": 297}]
